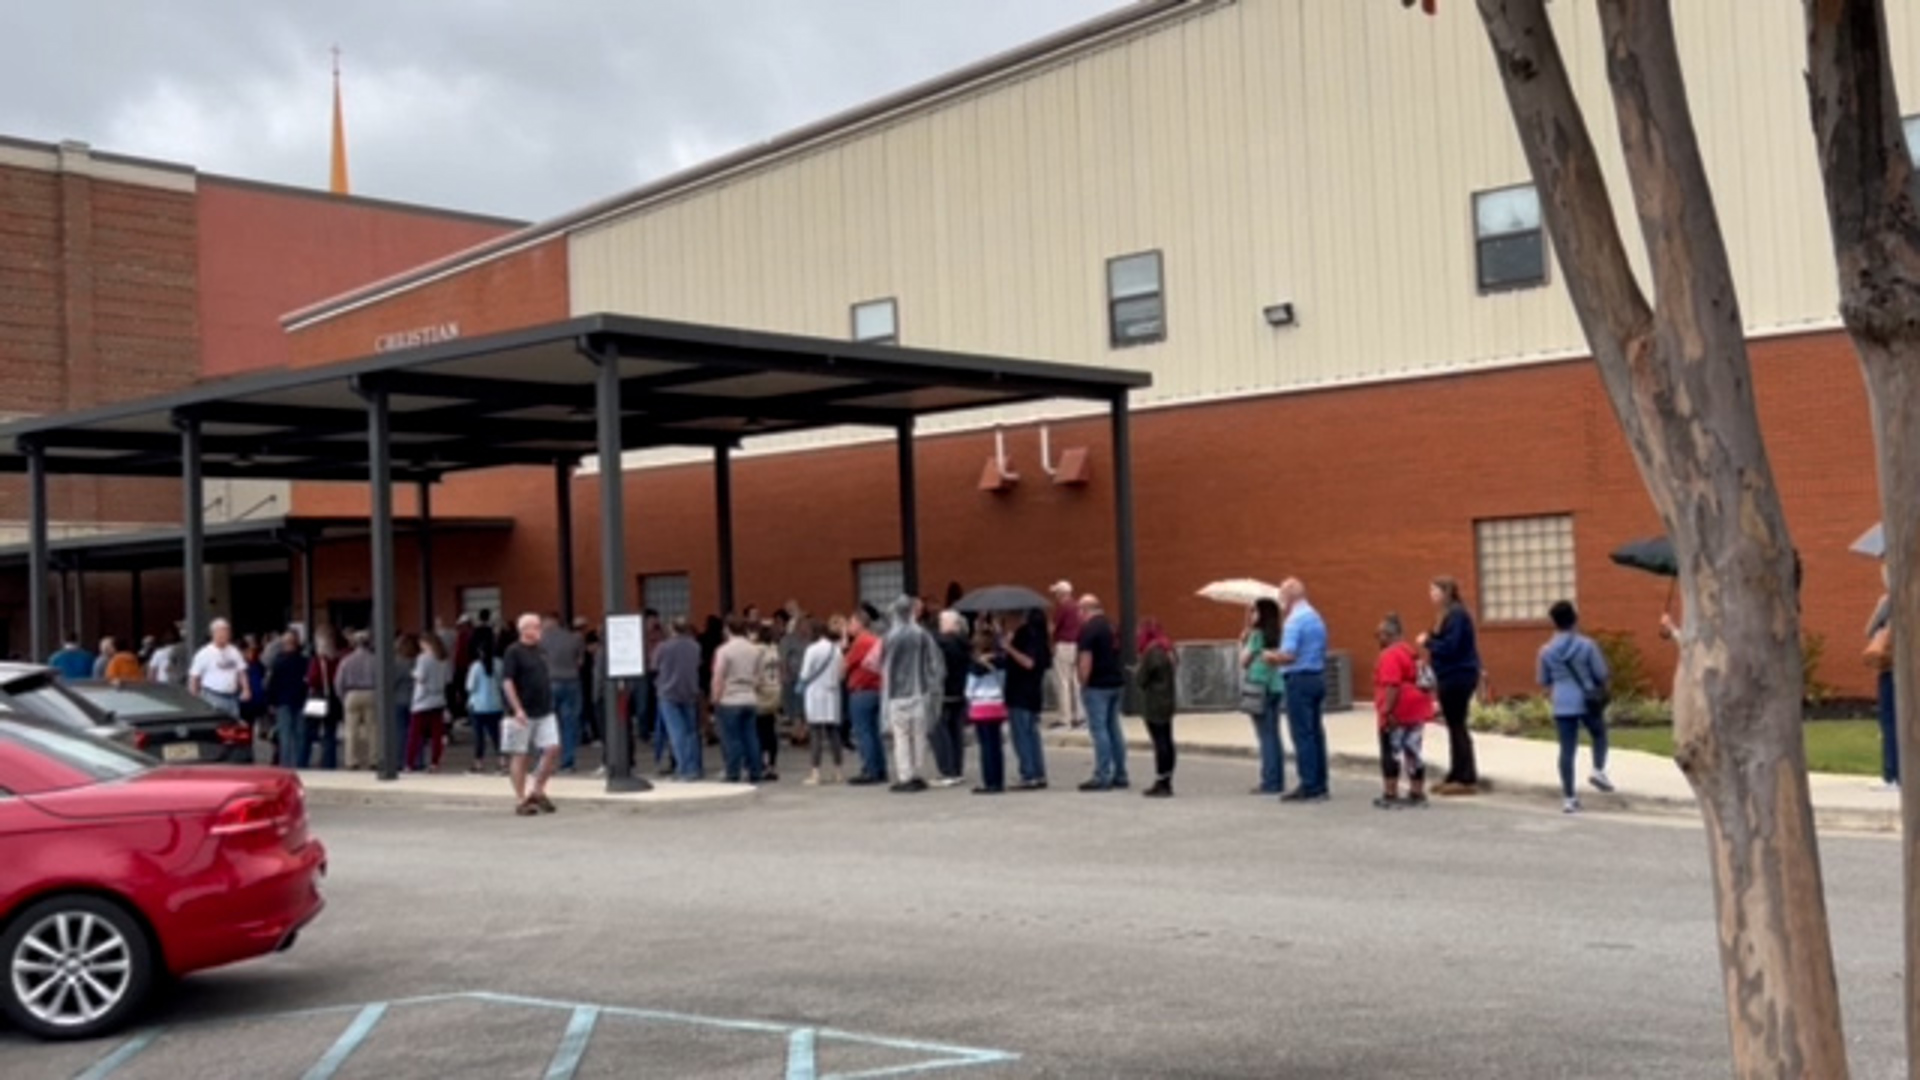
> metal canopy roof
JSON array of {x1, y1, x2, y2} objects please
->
[
  {"x1": 0, "y1": 515, "x2": 514, "y2": 573},
  {"x1": 0, "y1": 314, "x2": 1150, "y2": 483}
]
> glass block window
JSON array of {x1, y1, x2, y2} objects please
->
[
  {"x1": 855, "y1": 559, "x2": 905, "y2": 612},
  {"x1": 1107, "y1": 251, "x2": 1166, "y2": 347},
  {"x1": 1474, "y1": 184, "x2": 1547, "y2": 292},
  {"x1": 851, "y1": 298, "x2": 898, "y2": 344},
  {"x1": 457, "y1": 586, "x2": 501, "y2": 624},
  {"x1": 641, "y1": 574, "x2": 692, "y2": 620},
  {"x1": 1475, "y1": 515, "x2": 1576, "y2": 623}
]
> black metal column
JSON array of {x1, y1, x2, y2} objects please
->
[
  {"x1": 72, "y1": 566, "x2": 86, "y2": 644},
  {"x1": 555, "y1": 459, "x2": 575, "y2": 623},
  {"x1": 896, "y1": 421, "x2": 920, "y2": 600},
  {"x1": 417, "y1": 479, "x2": 435, "y2": 632},
  {"x1": 178, "y1": 416, "x2": 207, "y2": 651},
  {"x1": 714, "y1": 446, "x2": 736, "y2": 615},
  {"x1": 594, "y1": 346, "x2": 648, "y2": 793},
  {"x1": 1110, "y1": 394, "x2": 1138, "y2": 668},
  {"x1": 359, "y1": 382, "x2": 400, "y2": 782},
  {"x1": 300, "y1": 541, "x2": 316, "y2": 638},
  {"x1": 25, "y1": 443, "x2": 48, "y2": 660},
  {"x1": 130, "y1": 569, "x2": 145, "y2": 646}
]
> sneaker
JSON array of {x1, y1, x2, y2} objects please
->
[
  {"x1": 907, "y1": 778, "x2": 930, "y2": 792},
  {"x1": 1590, "y1": 772, "x2": 1616, "y2": 794},
  {"x1": 804, "y1": 769, "x2": 821, "y2": 787},
  {"x1": 1078, "y1": 779, "x2": 1113, "y2": 792},
  {"x1": 1015, "y1": 779, "x2": 1049, "y2": 791},
  {"x1": 1871, "y1": 780, "x2": 1901, "y2": 793},
  {"x1": 1563, "y1": 797, "x2": 1581, "y2": 815},
  {"x1": 1112, "y1": 779, "x2": 1131, "y2": 791},
  {"x1": 937, "y1": 776, "x2": 966, "y2": 788},
  {"x1": 1143, "y1": 781, "x2": 1173, "y2": 799},
  {"x1": 515, "y1": 801, "x2": 539, "y2": 817},
  {"x1": 532, "y1": 792, "x2": 557, "y2": 814},
  {"x1": 592, "y1": 766, "x2": 608, "y2": 779},
  {"x1": 1403, "y1": 794, "x2": 1429, "y2": 809},
  {"x1": 1371, "y1": 795, "x2": 1401, "y2": 811}
]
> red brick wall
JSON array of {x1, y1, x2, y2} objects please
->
[
  {"x1": 0, "y1": 157, "x2": 195, "y2": 530},
  {"x1": 288, "y1": 327, "x2": 1883, "y2": 700},
  {"x1": 196, "y1": 180, "x2": 517, "y2": 377}
]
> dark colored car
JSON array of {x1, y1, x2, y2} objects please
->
[
  {"x1": 0, "y1": 716, "x2": 326, "y2": 1039},
  {"x1": 68, "y1": 681, "x2": 256, "y2": 765},
  {"x1": 0, "y1": 664, "x2": 138, "y2": 751}
]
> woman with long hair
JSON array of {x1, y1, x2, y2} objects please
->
[
  {"x1": 1136, "y1": 617, "x2": 1179, "y2": 798},
  {"x1": 466, "y1": 636, "x2": 505, "y2": 776},
  {"x1": 1241, "y1": 599, "x2": 1288, "y2": 795},
  {"x1": 1419, "y1": 575, "x2": 1483, "y2": 795},
  {"x1": 407, "y1": 632, "x2": 451, "y2": 773}
]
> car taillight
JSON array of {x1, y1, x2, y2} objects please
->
[
  {"x1": 133, "y1": 730, "x2": 150, "y2": 750},
  {"x1": 210, "y1": 793, "x2": 286, "y2": 840},
  {"x1": 215, "y1": 722, "x2": 252, "y2": 745}
]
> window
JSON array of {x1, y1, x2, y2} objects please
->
[
  {"x1": 851, "y1": 298, "x2": 899, "y2": 345},
  {"x1": 1905, "y1": 115, "x2": 1920, "y2": 167},
  {"x1": 855, "y1": 559, "x2": 905, "y2": 612},
  {"x1": 642, "y1": 574, "x2": 692, "y2": 620},
  {"x1": 1473, "y1": 184, "x2": 1547, "y2": 292},
  {"x1": 1475, "y1": 515, "x2": 1576, "y2": 624},
  {"x1": 1107, "y1": 251, "x2": 1165, "y2": 347},
  {"x1": 458, "y1": 586, "x2": 501, "y2": 624}
]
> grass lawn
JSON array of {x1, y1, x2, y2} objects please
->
[{"x1": 1523, "y1": 720, "x2": 1884, "y2": 777}]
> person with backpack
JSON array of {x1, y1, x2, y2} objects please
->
[{"x1": 1537, "y1": 600, "x2": 1615, "y2": 814}]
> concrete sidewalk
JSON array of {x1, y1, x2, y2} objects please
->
[
  {"x1": 1046, "y1": 709, "x2": 1901, "y2": 833},
  {"x1": 298, "y1": 768, "x2": 758, "y2": 815}
]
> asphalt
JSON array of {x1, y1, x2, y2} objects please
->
[{"x1": 2, "y1": 747, "x2": 1905, "y2": 1079}]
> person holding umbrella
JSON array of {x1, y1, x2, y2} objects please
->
[{"x1": 1241, "y1": 599, "x2": 1289, "y2": 795}]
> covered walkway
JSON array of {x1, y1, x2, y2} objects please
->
[{"x1": 0, "y1": 313, "x2": 1150, "y2": 789}]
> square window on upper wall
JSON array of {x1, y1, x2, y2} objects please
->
[
  {"x1": 1473, "y1": 184, "x2": 1547, "y2": 293},
  {"x1": 1107, "y1": 251, "x2": 1165, "y2": 348},
  {"x1": 1904, "y1": 115, "x2": 1920, "y2": 167},
  {"x1": 852, "y1": 298, "x2": 898, "y2": 345}
]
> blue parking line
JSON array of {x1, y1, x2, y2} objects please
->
[
  {"x1": 301, "y1": 1002, "x2": 387, "y2": 1080},
  {"x1": 74, "y1": 1027, "x2": 161, "y2": 1080},
  {"x1": 786, "y1": 1028, "x2": 817, "y2": 1080},
  {"x1": 544, "y1": 1005, "x2": 599, "y2": 1080}
]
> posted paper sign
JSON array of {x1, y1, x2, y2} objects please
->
[{"x1": 606, "y1": 614, "x2": 646, "y2": 678}]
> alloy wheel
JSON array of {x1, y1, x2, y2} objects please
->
[{"x1": 10, "y1": 911, "x2": 134, "y2": 1029}]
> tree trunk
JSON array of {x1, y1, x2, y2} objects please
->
[
  {"x1": 1802, "y1": 3, "x2": 1920, "y2": 1072},
  {"x1": 1472, "y1": 2, "x2": 1849, "y2": 1075}
]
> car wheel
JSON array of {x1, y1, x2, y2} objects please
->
[{"x1": 1, "y1": 895, "x2": 154, "y2": 1040}]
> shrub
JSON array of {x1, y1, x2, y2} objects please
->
[
  {"x1": 1469, "y1": 696, "x2": 1552, "y2": 736},
  {"x1": 1803, "y1": 631, "x2": 1835, "y2": 707},
  {"x1": 1607, "y1": 695, "x2": 1672, "y2": 728},
  {"x1": 1593, "y1": 629, "x2": 1657, "y2": 701}
]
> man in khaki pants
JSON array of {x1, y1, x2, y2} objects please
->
[
  {"x1": 1049, "y1": 581, "x2": 1084, "y2": 730},
  {"x1": 334, "y1": 632, "x2": 381, "y2": 769}
]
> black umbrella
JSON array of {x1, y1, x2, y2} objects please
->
[
  {"x1": 1611, "y1": 536, "x2": 1678, "y2": 578},
  {"x1": 951, "y1": 585, "x2": 1050, "y2": 615}
]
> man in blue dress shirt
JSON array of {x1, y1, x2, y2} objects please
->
[{"x1": 1274, "y1": 578, "x2": 1330, "y2": 802}]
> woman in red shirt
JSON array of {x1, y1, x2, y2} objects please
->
[{"x1": 1373, "y1": 613, "x2": 1435, "y2": 809}]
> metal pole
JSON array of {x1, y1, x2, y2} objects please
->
[
  {"x1": 73, "y1": 566, "x2": 86, "y2": 645},
  {"x1": 178, "y1": 416, "x2": 207, "y2": 651},
  {"x1": 555, "y1": 459, "x2": 576, "y2": 624},
  {"x1": 130, "y1": 568, "x2": 144, "y2": 646},
  {"x1": 896, "y1": 421, "x2": 920, "y2": 599},
  {"x1": 417, "y1": 478, "x2": 434, "y2": 633},
  {"x1": 360, "y1": 383, "x2": 400, "y2": 782},
  {"x1": 714, "y1": 445, "x2": 736, "y2": 615},
  {"x1": 300, "y1": 540, "x2": 316, "y2": 636},
  {"x1": 595, "y1": 345, "x2": 648, "y2": 793},
  {"x1": 26, "y1": 443, "x2": 48, "y2": 660},
  {"x1": 1110, "y1": 394, "x2": 1138, "y2": 668}
]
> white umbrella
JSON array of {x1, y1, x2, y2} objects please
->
[
  {"x1": 1196, "y1": 579, "x2": 1280, "y2": 606},
  {"x1": 1852, "y1": 523, "x2": 1885, "y2": 559}
]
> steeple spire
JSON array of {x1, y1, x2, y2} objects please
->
[{"x1": 329, "y1": 45, "x2": 350, "y2": 195}]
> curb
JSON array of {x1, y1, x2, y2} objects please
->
[
  {"x1": 302, "y1": 782, "x2": 761, "y2": 817},
  {"x1": 1041, "y1": 731, "x2": 1899, "y2": 834}
]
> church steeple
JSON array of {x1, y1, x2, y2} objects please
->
[{"x1": 329, "y1": 45, "x2": 350, "y2": 195}]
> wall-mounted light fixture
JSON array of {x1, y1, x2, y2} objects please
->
[{"x1": 1263, "y1": 302, "x2": 1298, "y2": 328}]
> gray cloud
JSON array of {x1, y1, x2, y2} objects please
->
[{"x1": 0, "y1": 1, "x2": 1121, "y2": 220}]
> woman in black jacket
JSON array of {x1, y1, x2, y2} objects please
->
[
  {"x1": 932, "y1": 611, "x2": 972, "y2": 786},
  {"x1": 1419, "y1": 576, "x2": 1482, "y2": 795}
]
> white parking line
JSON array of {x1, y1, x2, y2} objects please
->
[{"x1": 301, "y1": 1002, "x2": 387, "y2": 1080}]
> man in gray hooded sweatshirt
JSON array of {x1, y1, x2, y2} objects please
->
[{"x1": 882, "y1": 595, "x2": 945, "y2": 793}]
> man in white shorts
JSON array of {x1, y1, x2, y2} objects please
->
[{"x1": 501, "y1": 612, "x2": 560, "y2": 816}]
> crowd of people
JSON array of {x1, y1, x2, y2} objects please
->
[{"x1": 37, "y1": 568, "x2": 1651, "y2": 818}]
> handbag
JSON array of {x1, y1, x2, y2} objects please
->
[
  {"x1": 302, "y1": 698, "x2": 328, "y2": 720},
  {"x1": 1415, "y1": 662, "x2": 1437, "y2": 693},
  {"x1": 1565, "y1": 647, "x2": 1611, "y2": 716},
  {"x1": 1238, "y1": 679, "x2": 1268, "y2": 717}
]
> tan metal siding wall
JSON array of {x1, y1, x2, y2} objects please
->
[{"x1": 571, "y1": 0, "x2": 1920, "y2": 421}]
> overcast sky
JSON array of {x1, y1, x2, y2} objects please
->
[{"x1": 0, "y1": 1, "x2": 1122, "y2": 221}]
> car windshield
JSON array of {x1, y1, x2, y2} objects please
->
[
  {"x1": 0, "y1": 720, "x2": 151, "y2": 782},
  {"x1": 1, "y1": 678, "x2": 106, "y2": 733},
  {"x1": 68, "y1": 684, "x2": 200, "y2": 721}
]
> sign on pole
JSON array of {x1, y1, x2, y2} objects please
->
[{"x1": 606, "y1": 613, "x2": 646, "y2": 678}]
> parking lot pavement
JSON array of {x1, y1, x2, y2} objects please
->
[{"x1": 3, "y1": 748, "x2": 1907, "y2": 1079}]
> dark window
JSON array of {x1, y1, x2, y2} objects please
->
[
  {"x1": 641, "y1": 574, "x2": 692, "y2": 620},
  {"x1": 1107, "y1": 251, "x2": 1165, "y2": 347},
  {"x1": 1474, "y1": 184, "x2": 1547, "y2": 292},
  {"x1": 851, "y1": 299, "x2": 898, "y2": 345},
  {"x1": 1905, "y1": 115, "x2": 1920, "y2": 167}
]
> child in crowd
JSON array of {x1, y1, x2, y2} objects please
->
[
  {"x1": 1372, "y1": 613, "x2": 1434, "y2": 809},
  {"x1": 966, "y1": 625, "x2": 1009, "y2": 795}
]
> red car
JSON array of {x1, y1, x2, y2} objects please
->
[{"x1": 0, "y1": 717, "x2": 326, "y2": 1039}]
